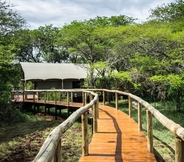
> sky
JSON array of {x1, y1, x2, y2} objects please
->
[{"x1": 10, "y1": 0, "x2": 176, "y2": 29}]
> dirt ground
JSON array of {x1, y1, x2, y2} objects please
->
[{"x1": 0, "y1": 113, "x2": 65, "y2": 162}]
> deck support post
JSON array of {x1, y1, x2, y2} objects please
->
[
  {"x1": 103, "y1": 90, "x2": 105, "y2": 105},
  {"x1": 175, "y1": 137, "x2": 184, "y2": 162},
  {"x1": 138, "y1": 102, "x2": 142, "y2": 131},
  {"x1": 82, "y1": 112, "x2": 88, "y2": 156},
  {"x1": 128, "y1": 96, "x2": 132, "y2": 118},
  {"x1": 115, "y1": 92, "x2": 118, "y2": 110},
  {"x1": 147, "y1": 110, "x2": 153, "y2": 152}
]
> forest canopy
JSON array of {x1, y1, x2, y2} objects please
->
[{"x1": 1, "y1": 0, "x2": 184, "y2": 117}]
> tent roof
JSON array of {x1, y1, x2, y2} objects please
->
[{"x1": 20, "y1": 62, "x2": 88, "y2": 81}]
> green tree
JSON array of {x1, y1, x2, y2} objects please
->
[
  {"x1": 0, "y1": 0, "x2": 26, "y2": 121},
  {"x1": 149, "y1": 0, "x2": 184, "y2": 31},
  {"x1": 33, "y1": 25, "x2": 69, "y2": 63},
  {"x1": 58, "y1": 15, "x2": 136, "y2": 87}
]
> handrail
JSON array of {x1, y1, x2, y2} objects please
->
[
  {"x1": 26, "y1": 89, "x2": 99, "y2": 162},
  {"x1": 11, "y1": 88, "x2": 184, "y2": 162},
  {"x1": 100, "y1": 89, "x2": 184, "y2": 162}
]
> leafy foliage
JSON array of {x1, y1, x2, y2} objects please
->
[{"x1": 0, "y1": 0, "x2": 25, "y2": 121}]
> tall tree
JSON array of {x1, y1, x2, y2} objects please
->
[
  {"x1": 33, "y1": 25, "x2": 69, "y2": 63},
  {"x1": 149, "y1": 0, "x2": 184, "y2": 31},
  {"x1": 0, "y1": 0, "x2": 26, "y2": 121}
]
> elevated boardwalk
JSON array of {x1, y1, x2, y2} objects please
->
[
  {"x1": 79, "y1": 105, "x2": 156, "y2": 162},
  {"x1": 12, "y1": 95, "x2": 83, "y2": 118},
  {"x1": 13, "y1": 95, "x2": 156, "y2": 161},
  {"x1": 12, "y1": 89, "x2": 184, "y2": 162}
]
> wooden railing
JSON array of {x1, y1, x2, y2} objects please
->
[
  {"x1": 17, "y1": 89, "x2": 99, "y2": 162},
  {"x1": 100, "y1": 89, "x2": 184, "y2": 162},
  {"x1": 12, "y1": 89, "x2": 184, "y2": 162}
]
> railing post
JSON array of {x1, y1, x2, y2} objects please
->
[
  {"x1": 115, "y1": 92, "x2": 118, "y2": 110},
  {"x1": 93, "y1": 101, "x2": 98, "y2": 133},
  {"x1": 147, "y1": 110, "x2": 153, "y2": 152},
  {"x1": 67, "y1": 92, "x2": 69, "y2": 107},
  {"x1": 85, "y1": 92, "x2": 87, "y2": 104},
  {"x1": 53, "y1": 139, "x2": 62, "y2": 162},
  {"x1": 55, "y1": 91, "x2": 57, "y2": 105},
  {"x1": 90, "y1": 93, "x2": 93, "y2": 133},
  {"x1": 82, "y1": 112, "x2": 88, "y2": 156},
  {"x1": 23, "y1": 90, "x2": 25, "y2": 102},
  {"x1": 128, "y1": 96, "x2": 132, "y2": 118},
  {"x1": 25, "y1": 91, "x2": 27, "y2": 100},
  {"x1": 103, "y1": 90, "x2": 105, "y2": 105},
  {"x1": 44, "y1": 91, "x2": 46, "y2": 104},
  {"x1": 82, "y1": 92, "x2": 85, "y2": 106},
  {"x1": 175, "y1": 137, "x2": 184, "y2": 162},
  {"x1": 33, "y1": 92, "x2": 35, "y2": 103},
  {"x1": 71, "y1": 92, "x2": 73, "y2": 102},
  {"x1": 138, "y1": 102, "x2": 142, "y2": 131},
  {"x1": 96, "y1": 97, "x2": 99, "y2": 119},
  {"x1": 47, "y1": 91, "x2": 49, "y2": 101},
  {"x1": 59, "y1": 92, "x2": 62, "y2": 102}
]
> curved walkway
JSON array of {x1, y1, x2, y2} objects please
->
[{"x1": 79, "y1": 105, "x2": 156, "y2": 162}]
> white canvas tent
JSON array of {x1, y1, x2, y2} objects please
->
[{"x1": 20, "y1": 62, "x2": 88, "y2": 89}]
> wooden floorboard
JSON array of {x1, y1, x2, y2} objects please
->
[{"x1": 79, "y1": 105, "x2": 156, "y2": 162}]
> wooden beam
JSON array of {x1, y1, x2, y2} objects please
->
[
  {"x1": 82, "y1": 112, "x2": 88, "y2": 156},
  {"x1": 93, "y1": 101, "x2": 98, "y2": 133},
  {"x1": 82, "y1": 92, "x2": 85, "y2": 106},
  {"x1": 115, "y1": 92, "x2": 118, "y2": 110},
  {"x1": 67, "y1": 92, "x2": 69, "y2": 107},
  {"x1": 175, "y1": 137, "x2": 184, "y2": 162},
  {"x1": 44, "y1": 91, "x2": 46, "y2": 104},
  {"x1": 103, "y1": 90, "x2": 105, "y2": 105},
  {"x1": 128, "y1": 96, "x2": 132, "y2": 118},
  {"x1": 138, "y1": 102, "x2": 142, "y2": 131},
  {"x1": 147, "y1": 110, "x2": 153, "y2": 152}
]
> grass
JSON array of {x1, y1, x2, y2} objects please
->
[
  {"x1": 106, "y1": 99, "x2": 184, "y2": 162},
  {"x1": 0, "y1": 109, "x2": 92, "y2": 162}
]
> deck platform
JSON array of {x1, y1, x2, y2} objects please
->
[{"x1": 12, "y1": 95, "x2": 83, "y2": 118}]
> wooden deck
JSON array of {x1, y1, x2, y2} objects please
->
[
  {"x1": 12, "y1": 95, "x2": 83, "y2": 118},
  {"x1": 13, "y1": 96, "x2": 156, "y2": 161},
  {"x1": 79, "y1": 105, "x2": 156, "y2": 162}
]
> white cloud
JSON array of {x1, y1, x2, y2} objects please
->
[{"x1": 11, "y1": 0, "x2": 176, "y2": 29}]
